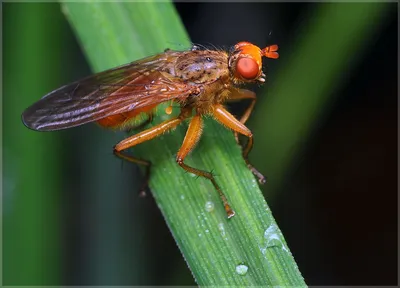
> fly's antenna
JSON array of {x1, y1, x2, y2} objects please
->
[
  {"x1": 261, "y1": 45, "x2": 279, "y2": 59},
  {"x1": 263, "y1": 30, "x2": 280, "y2": 59}
]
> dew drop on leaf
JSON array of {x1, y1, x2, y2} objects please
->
[
  {"x1": 205, "y1": 201, "x2": 214, "y2": 212},
  {"x1": 235, "y1": 264, "x2": 248, "y2": 275}
]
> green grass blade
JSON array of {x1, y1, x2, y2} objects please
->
[
  {"x1": 61, "y1": 2, "x2": 305, "y2": 286},
  {"x1": 3, "y1": 3, "x2": 65, "y2": 285}
]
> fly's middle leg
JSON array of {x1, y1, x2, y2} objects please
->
[{"x1": 176, "y1": 114, "x2": 235, "y2": 218}]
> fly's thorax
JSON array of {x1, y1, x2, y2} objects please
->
[
  {"x1": 174, "y1": 50, "x2": 229, "y2": 84},
  {"x1": 183, "y1": 80, "x2": 231, "y2": 115}
]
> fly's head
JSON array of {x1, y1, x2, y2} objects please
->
[{"x1": 228, "y1": 41, "x2": 279, "y2": 85}]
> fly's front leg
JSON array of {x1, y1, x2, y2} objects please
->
[
  {"x1": 227, "y1": 88, "x2": 256, "y2": 143},
  {"x1": 212, "y1": 104, "x2": 266, "y2": 184},
  {"x1": 176, "y1": 114, "x2": 235, "y2": 218},
  {"x1": 114, "y1": 116, "x2": 184, "y2": 195}
]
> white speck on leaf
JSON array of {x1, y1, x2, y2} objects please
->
[
  {"x1": 262, "y1": 224, "x2": 289, "y2": 253},
  {"x1": 205, "y1": 201, "x2": 214, "y2": 212},
  {"x1": 236, "y1": 264, "x2": 248, "y2": 275},
  {"x1": 218, "y1": 223, "x2": 225, "y2": 236}
]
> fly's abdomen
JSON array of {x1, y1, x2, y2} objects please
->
[{"x1": 97, "y1": 103, "x2": 157, "y2": 129}]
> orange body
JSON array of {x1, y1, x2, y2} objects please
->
[{"x1": 96, "y1": 104, "x2": 158, "y2": 128}]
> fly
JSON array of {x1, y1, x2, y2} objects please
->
[{"x1": 22, "y1": 41, "x2": 279, "y2": 218}]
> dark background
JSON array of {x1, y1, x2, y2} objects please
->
[{"x1": 3, "y1": 2, "x2": 398, "y2": 286}]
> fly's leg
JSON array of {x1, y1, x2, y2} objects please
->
[
  {"x1": 227, "y1": 89, "x2": 256, "y2": 143},
  {"x1": 226, "y1": 90, "x2": 266, "y2": 184},
  {"x1": 176, "y1": 115, "x2": 235, "y2": 218},
  {"x1": 212, "y1": 104, "x2": 266, "y2": 184},
  {"x1": 114, "y1": 116, "x2": 184, "y2": 196},
  {"x1": 114, "y1": 150, "x2": 151, "y2": 197}
]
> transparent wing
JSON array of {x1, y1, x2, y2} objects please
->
[{"x1": 22, "y1": 52, "x2": 194, "y2": 131}]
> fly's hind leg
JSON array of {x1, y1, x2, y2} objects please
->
[
  {"x1": 212, "y1": 103, "x2": 266, "y2": 184},
  {"x1": 114, "y1": 116, "x2": 184, "y2": 196},
  {"x1": 176, "y1": 114, "x2": 235, "y2": 218},
  {"x1": 114, "y1": 150, "x2": 152, "y2": 197}
]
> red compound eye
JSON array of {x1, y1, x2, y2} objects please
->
[{"x1": 236, "y1": 57, "x2": 259, "y2": 80}]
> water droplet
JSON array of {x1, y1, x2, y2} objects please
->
[
  {"x1": 198, "y1": 233, "x2": 202, "y2": 237},
  {"x1": 205, "y1": 229, "x2": 209, "y2": 233},
  {"x1": 218, "y1": 223, "x2": 226, "y2": 238},
  {"x1": 205, "y1": 201, "x2": 214, "y2": 212},
  {"x1": 235, "y1": 264, "x2": 248, "y2": 275},
  {"x1": 264, "y1": 224, "x2": 279, "y2": 243},
  {"x1": 263, "y1": 224, "x2": 289, "y2": 252},
  {"x1": 180, "y1": 195, "x2": 185, "y2": 200}
]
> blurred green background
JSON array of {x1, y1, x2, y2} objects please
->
[{"x1": 2, "y1": 2, "x2": 397, "y2": 286}]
